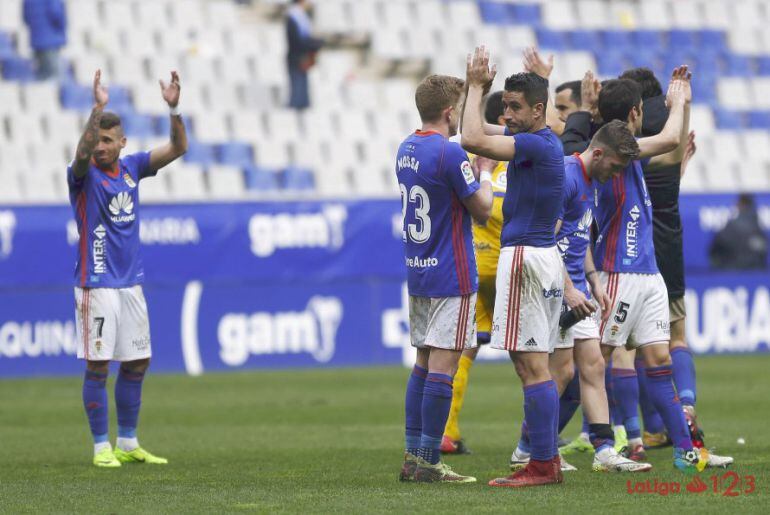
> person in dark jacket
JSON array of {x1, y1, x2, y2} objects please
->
[
  {"x1": 286, "y1": 0, "x2": 323, "y2": 109},
  {"x1": 23, "y1": 0, "x2": 67, "y2": 80},
  {"x1": 710, "y1": 194, "x2": 769, "y2": 269}
]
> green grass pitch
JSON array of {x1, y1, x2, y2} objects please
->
[{"x1": 1, "y1": 355, "x2": 767, "y2": 513}]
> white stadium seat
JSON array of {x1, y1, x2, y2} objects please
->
[{"x1": 207, "y1": 165, "x2": 246, "y2": 199}]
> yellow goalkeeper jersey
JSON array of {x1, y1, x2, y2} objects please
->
[{"x1": 473, "y1": 160, "x2": 508, "y2": 275}]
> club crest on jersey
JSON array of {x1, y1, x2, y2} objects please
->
[
  {"x1": 461, "y1": 160, "x2": 474, "y2": 185},
  {"x1": 495, "y1": 172, "x2": 507, "y2": 189},
  {"x1": 123, "y1": 173, "x2": 136, "y2": 188},
  {"x1": 109, "y1": 192, "x2": 136, "y2": 223}
]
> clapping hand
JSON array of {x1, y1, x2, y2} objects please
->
[{"x1": 159, "y1": 71, "x2": 181, "y2": 108}]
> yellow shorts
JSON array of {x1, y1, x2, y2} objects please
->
[{"x1": 476, "y1": 274, "x2": 496, "y2": 343}]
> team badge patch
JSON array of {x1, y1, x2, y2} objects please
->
[
  {"x1": 461, "y1": 161, "x2": 475, "y2": 185},
  {"x1": 124, "y1": 174, "x2": 136, "y2": 188}
]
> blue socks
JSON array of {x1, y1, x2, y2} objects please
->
[
  {"x1": 404, "y1": 365, "x2": 427, "y2": 456},
  {"x1": 605, "y1": 366, "x2": 622, "y2": 426},
  {"x1": 635, "y1": 358, "x2": 665, "y2": 434},
  {"x1": 83, "y1": 370, "x2": 109, "y2": 443},
  {"x1": 421, "y1": 373, "x2": 453, "y2": 464},
  {"x1": 670, "y1": 347, "x2": 697, "y2": 407},
  {"x1": 558, "y1": 373, "x2": 581, "y2": 435},
  {"x1": 645, "y1": 365, "x2": 692, "y2": 450},
  {"x1": 115, "y1": 367, "x2": 145, "y2": 439},
  {"x1": 523, "y1": 380, "x2": 558, "y2": 462},
  {"x1": 612, "y1": 368, "x2": 641, "y2": 440}
]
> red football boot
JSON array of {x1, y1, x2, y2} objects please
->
[{"x1": 488, "y1": 459, "x2": 560, "y2": 487}]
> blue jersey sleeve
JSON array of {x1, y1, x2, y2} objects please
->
[
  {"x1": 123, "y1": 151, "x2": 155, "y2": 180},
  {"x1": 66, "y1": 162, "x2": 85, "y2": 192},
  {"x1": 512, "y1": 132, "x2": 547, "y2": 161},
  {"x1": 444, "y1": 143, "x2": 480, "y2": 200}
]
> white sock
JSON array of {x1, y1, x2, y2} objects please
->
[
  {"x1": 117, "y1": 437, "x2": 139, "y2": 451},
  {"x1": 579, "y1": 432, "x2": 590, "y2": 441},
  {"x1": 595, "y1": 446, "x2": 613, "y2": 461},
  {"x1": 94, "y1": 441, "x2": 111, "y2": 455},
  {"x1": 629, "y1": 437, "x2": 643, "y2": 447}
]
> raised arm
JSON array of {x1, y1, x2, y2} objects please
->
[
  {"x1": 522, "y1": 47, "x2": 565, "y2": 135},
  {"x1": 638, "y1": 66, "x2": 690, "y2": 165},
  {"x1": 461, "y1": 46, "x2": 516, "y2": 161},
  {"x1": 679, "y1": 130, "x2": 696, "y2": 177},
  {"x1": 72, "y1": 70, "x2": 108, "y2": 178},
  {"x1": 149, "y1": 71, "x2": 188, "y2": 172}
]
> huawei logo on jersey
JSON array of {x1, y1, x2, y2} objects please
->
[{"x1": 108, "y1": 192, "x2": 136, "y2": 223}]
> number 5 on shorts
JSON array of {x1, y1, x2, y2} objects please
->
[{"x1": 614, "y1": 302, "x2": 630, "y2": 323}]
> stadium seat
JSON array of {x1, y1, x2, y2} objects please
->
[
  {"x1": 139, "y1": 172, "x2": 172, "y2": 203},
  {"x1": 184, "y1": 140, "x2": 217, "y2": 166},
  {"x1": 0, "y1": 172, "x2": 22, "y2": 202},
  {"x1": 218, "y1": 142, "x2": 254, "y2": 168},
  {"x1": 747, "y1": 111, "x2": 770, "y2": 129},
  {"x1": 535, "y1": 28, "x2": 568, "y2": 51},
  {"x1": 120, "y1": 112, "x2": 155, "y2": 139},
  {"x1": 1, "y1": 56, "x2": 34, "y2": 81},
  {"x1": 713, "y1": 108, "x2": 746, "y2": 129},
  {"x1": 541, "y1": 0, "x2": 574, "y2": 30},
  {"x1": 22, "y1": 169, "x2": 64, "y2": 202},
  {"x1": 510, "y1": 4, "x2": 541, "y2": 26},
  {"x1": 282, "y1": 166, "x2": 315, "y2": 191},
  {"x1": 243, "y1": 164, "x2": 280, "y2": 192},
  {"x1": 569, "y1": 30, "x2": 602, "y2": 52},
  {"x1": 207, "y1": 164, "x2": 246, "y2": 199},
  {"x1": 478, "y1": 1, "x2": 514, "y2": 25},
  {"x1": 165, "y1": 162, "x2": 208, "y2": 200}
]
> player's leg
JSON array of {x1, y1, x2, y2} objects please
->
[
  {"x1": 412, "y1": 294, "x2": 477, "y2": 483},
  {"x1": 611, "y1": 347, "x2": 643, "y2": 454},
  {"x1": 636, "y1": 354, "x2": 668, "y2": 448},
  {"x1": 576, "y1": 338, "x2": 652, "y2": 472},
  {"x1": 490, "y1": 246, "x2": 563, "y2": 487},
  {"x1": 112, "y1": 286, "x2": 166, "y2": 465},
  {"x1": 668, "y1": 298, "x2": 704, "y2": 447},
  {"x1": 399, "y1": 342, "x2": 430, "y2": 482},
  {"x1": 443, "y1": 274, "x2": 493, "y2": 453},
  {"x1": 76, "y1": 287, "x2": 121, "y2": 467}
]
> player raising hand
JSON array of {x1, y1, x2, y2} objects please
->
[{"x1": 68, "y1": 70, "x2": 187, "y2": 467}]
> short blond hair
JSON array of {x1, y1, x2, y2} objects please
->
[{"x1": 415, "y1": 74, "x2": 464, "y2": 123}]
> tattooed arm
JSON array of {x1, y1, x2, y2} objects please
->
[
  {"x1": 149, "y1": 71, "x2": 188, "y2": 171},
  {"x1": 72, "y1": 70, "x2": 108, "y2": 178}
]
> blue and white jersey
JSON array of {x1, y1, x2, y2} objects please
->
[
  {"x1": 593, "y1": 158, "x2": 658, "y2": 274},
  {"x1": 501, "y1": 127, "x2": 565, "y2": 248},
  {"x1": 396, "y1": 130, "x2": 480, "y2": 297},
  {"x1": 67, "y1": 152, "x2": 155, "y2": 288},
  {"x1": 557, "y1": 155, "x2": 595, "y2": 296}
]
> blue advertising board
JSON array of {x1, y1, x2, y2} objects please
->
[{"x1": 0, "y1": 194, "x2": 768, "y2": 377}]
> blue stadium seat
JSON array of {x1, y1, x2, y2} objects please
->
[
  {"x1": 1, "y1": 56, "x2": 35, "y2": 81},
  {"x1": 59, "y1": 81, "x2": 93, "y2": 110},
  {"x1": 535, "y1": 29, "x2": 567, "y2": 50},
  {"x1": 478, "y1": 1, "x2": 513, "y2": 24},
  {"x1": 692, "y1": 50, "x2": 720, "y2": 75},
  {"x1": 154, "y1": 114, "x2": 170, "y2": 136},
  {"x1": 282, "y1": 166, "x2": 315, "y2": 191},
  {"x1": 747, "y1": 111, "x2": 770, "y2": 129},
  {"x1": 597, "y1": 52, "x2": 627, "y2": 77},
  {"x1": 569, "y1": 30, "x2": 602, "y2": 52},
  {"x1": 720, "y1": 54, "x2": 753, "y2": 77},
  {"x1": 602, "y1": 30, "x2": 633, "y2": 49},
  {"x1": 699, "y1": 30, "x2": 727, "y2": 52},
  {"x1": 754, "y1": 56, "x2": 770, "y2": 75},
  {"x1": 244, "y1": 165, "x2": 280, "y2": 191},
  {"x1": 633, "y1": 30, "x2": 665, "y2": 53},
  {"x1": 713, "y1": 108, "x2": 746, "y2": 129},
  {"x1": 628, "y1": 51, "x2": 662, "y2": 76},
  {"x1": 107, "y1": 85, "x2": 133, "y2": 111},
  {"x1": 218, "y1": 142, "x2": 254, "y2": 167},
  {"x1": 0, "y1": 32, "x2": 15, "y2": 59},
  {"x1": 184, "y1": 140, "x2": 216, "y2": 166},
  {"x1": 510, "y1": 4, "x2": 540, "y2": 25},
  {"x1": 691, "y1": 74, "x2": 717, "y2": 105},
  {"x1": 668, "y1": 30, "x2": 698, "y2": 51},
  {"x1": 120, "y1": 111, "x2": 155, "y2": 138}
]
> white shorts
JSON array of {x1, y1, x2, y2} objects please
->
[
  {"x1": 599, "y1": 272, "x2": 670, "y2": 348},
  {"x1": 74, "y1": 285, "x2": 152, "y2": 361},
  {"x1": 490, "y1": 246, "x2": 563, "y2": 353},
  {"x1": 409, "y1": 293, "x2": 477, "y2": 351},
  {"x1": 555, "y1": 308, "x2": 601, "y2": 349}
]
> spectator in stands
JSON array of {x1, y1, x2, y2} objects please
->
[
  {"x1": 709, "y1": 194, "x2": 768, "y2": 270},
  {"x1": 23, "y1": 0, "x2": 67, "y2": 81},
  {"x1": 286, "y1": 0, "x2": 324, "y2": 109}
]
